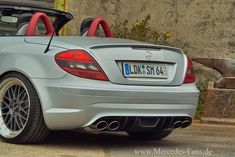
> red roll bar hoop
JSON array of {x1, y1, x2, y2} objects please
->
[
  {"x1": 25, "y1": 12, "x2": 54, "y2": 36},
  {"x1": 87, "y1": 18, "x2": 112, "y2": 37}
]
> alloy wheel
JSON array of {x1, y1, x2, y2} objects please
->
[{"x1": 0, "y1": 78, "x2": 30, "y2": 138}]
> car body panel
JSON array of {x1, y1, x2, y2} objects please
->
[
  {"x1": 0, "y1": 35, "x2": 199, "y2": 130},
  {"x1": 0, "y1": 4, "x2": 199, "y2": 134},
  {"x1": 31, "y1": 74, "x2": 199, "y2": 130},
  {"x1": 0, "y1": 37, "x2": 67, "y2": 78},
  {"x1": 25, "y1": 36, "x2": 187, "y2": 86}
]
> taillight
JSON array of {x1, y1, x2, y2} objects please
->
[
  {"x1": 55, "y1": 50, "x2": 109, "y2": 81},
  {"x1": 183, "y1": 57, "x2": 196, "y2": 84}
]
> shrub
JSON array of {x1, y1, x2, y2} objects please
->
[
  {"x1": 195, "y1": 79, "x2": 209, "y2": 118},
  {"x1": 111, "y1": 15, "x2": 172, "y2": 45}
]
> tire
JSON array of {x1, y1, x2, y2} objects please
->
[
  {"x1": 127, "y1": 129, "x2": 173, "y2": 141},
  {"x1": 0, "y1": 73, "x2": 49, "y2": 144}
]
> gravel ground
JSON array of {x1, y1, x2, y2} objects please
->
[{"x1": 1, "y1": 122, "x2": 235, "y2": 157}]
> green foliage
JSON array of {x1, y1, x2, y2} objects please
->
[
  {"x1": 195, "y1": 79, "x2": 209, "y2": 118},
  {"x1": 111, "y1": 15, "x2": 172, "y2": 45}
]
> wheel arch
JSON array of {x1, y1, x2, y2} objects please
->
[
  {"x1": 0, "y1": 70, "x2": 30, "y2": 81},
  {"x1": 0, "y1": 70, "x2": 38, "y2": 89},
  {"x1": 0, "y1": 70, "x2": 48, "y2": 128}
]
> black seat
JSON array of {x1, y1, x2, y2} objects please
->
[
  {"x1": 15, "y1": 13, "x2": 33, "y2": 35},
  {"x1": 80, "y1": 17, "x2": 94, "y2": 36}
]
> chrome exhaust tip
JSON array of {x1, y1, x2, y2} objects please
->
[
  {"x1": 181, "y1": 120, "x2": 191, "y2": 128},
  {"x1": 107, "y1": 121, "x2": 120, "y2": 131},
  {"x1": 95, "y1": 121, "x2": 108, "y2": 131},
  {"x1": 173, "y1": 121, "x2": 182, "y2": 129}
]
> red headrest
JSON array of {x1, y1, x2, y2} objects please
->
[
  {"x1": 87, "y1": 17, "x2": 112, "y2": 37},
  {"x1": 25, "y1": 12, "x2": 54, "y2": 36}
]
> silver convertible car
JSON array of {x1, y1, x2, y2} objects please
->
[{"x1": 0, "y1": 3, "x2": 199, "y2": 144}]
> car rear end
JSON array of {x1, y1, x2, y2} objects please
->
[{"x1": 32, "y1": 37, "x2": 199, "y2": 133}]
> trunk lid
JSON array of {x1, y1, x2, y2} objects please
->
[{"x1": 88, "y1": 44, "x2": 187, "y2": 86}]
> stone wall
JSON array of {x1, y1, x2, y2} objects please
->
[
  {"x1": 67, "y1": 0, "x2": 235, "y2": 59},
  {"x1": 202, "y1": 82, "x2": 235, "y2": 124}
]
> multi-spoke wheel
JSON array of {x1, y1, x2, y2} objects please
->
[
  {"x1": 0, "y1": 78, "x2": 30, "y2": 138},
  {"x1": 0, "y1": 73, "x2": 49, "y2": 143}
]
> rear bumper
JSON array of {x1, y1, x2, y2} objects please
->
[{"x1": 31, "y1": 75, "x2": 199, "y2": 130}]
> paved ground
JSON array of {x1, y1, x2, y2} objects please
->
[{"x1": 0, "y1": 122, "x2": 235, "y2": 157}]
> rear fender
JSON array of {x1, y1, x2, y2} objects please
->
[{"x1": 0, "y1": 43, "x2": 66, "y2": 79}]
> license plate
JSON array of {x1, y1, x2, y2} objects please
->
[{"x1": 123, "y1": 62, "x2": 169, "y2": 79}]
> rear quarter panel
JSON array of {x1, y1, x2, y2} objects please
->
[{"x1": 0, "y1": 37, "x2": 67, "y2": 79}]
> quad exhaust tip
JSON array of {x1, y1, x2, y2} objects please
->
[
  {"x1": 88, "y1": 117, "x2": 192, "y2": 131},
  {"x1": 92, "y1": 120, "x2": 120, "y2": 131},
  {"x1": 95, "y1": 121, "x2": 108, "y2": 131},
  {"x1": 173, "y1": 120, "x2": 191, "y2": 129},
  {"x1": 173, "y1": 121, "x2": 182, "y2": 128},
  {"x1": 181, "y1": 120, "x2": 191, "y2": 128},
  {"x1": 107, "y1": 121, "x2": 120, "y2": 131}
]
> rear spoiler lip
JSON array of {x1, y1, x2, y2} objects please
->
[{"x1": 90, "y1": 44, "x2": 183, "y2": 53}]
